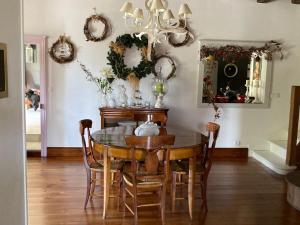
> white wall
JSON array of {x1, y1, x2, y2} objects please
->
[
  {"x1": 0, "y1": 0, "x2": 27, "y2": 225},
  {"x1": 24, "y1": 0, "x2": 300, "y2": 149}
]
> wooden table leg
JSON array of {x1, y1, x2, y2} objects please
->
[
  {"x1": 188, "y1": 153, "x2": 195, "y2": 220},
  {"x1": 103, "y1": 146, "x2": 111, "y2": 219}
]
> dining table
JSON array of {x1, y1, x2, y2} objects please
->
[{"x1": 91, "y1": 125, "x2": 209, "y2": 220}]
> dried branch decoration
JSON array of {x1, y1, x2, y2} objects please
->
[
  {"x1": 83, "y1": 14, "x2": 109, "y2": 42},
  {"x1": 200, "y1": 40, "x2": 283, "y2": 61},
  {"x1": 49, "y1": 35, "x2": 75, "y2": 64}
]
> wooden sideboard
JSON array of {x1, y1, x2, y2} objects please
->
[{"x1": 99, "y1": 107, "x2": 169, "y2": 128}]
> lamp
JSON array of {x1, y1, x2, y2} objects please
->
[{"x1": 120, "y1": 0, "x2": 193, "y2": 60}]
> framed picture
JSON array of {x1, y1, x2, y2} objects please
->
[{"x1": 0, "y1": 43, "x2": 8, "y2": 98}]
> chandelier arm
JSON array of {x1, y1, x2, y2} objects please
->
[
  {"x1": 162, "y1": 0, "x2": 168, "y2": 10},
  {"x1": 145, "y1": 0, "x2": 151, "y2": 10},
  {"x1": 157, "y1": 27, "x2": 188, "y2": 37},
  {"x1": 187, "y1": 30, "x2": 195, "y2": 40},
  {"x1": 145, "y1": 12, "x2": 154, "y2": 29},
  {"x1": 147, "y1": 37, "x2": 153, "y2": 61}
]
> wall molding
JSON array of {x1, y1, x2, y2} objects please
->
[{"x1": 27, "y1": 147, "x2": 248, "y2": 159}]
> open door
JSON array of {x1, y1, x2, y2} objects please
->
[{"x1": 24, "y1": 35, "x2": 47, "y2": 157}]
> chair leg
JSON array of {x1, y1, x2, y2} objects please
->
[
  {"x1": 122, "y1": 177, "x2": 126, "y2": 217},
  {"x1": 117, "y1": 171, "x2": 122, "y2": 210},
  {"x1": 161, "y1": 185, "x2": 167, "y2": 225},
  {"x1": 171, "y1": 172, "x2": 177, "y2": 212},
  {"x1": 200, "y1": 175, "x2": 208, "y2": 212},
  {"x1": 90, "y1": 171, "x2": 96, "y2": 200},
  {"x1": 133, "y1": 187, "x2": 138, "y2": 225},
  {"x1": 84, "y1": 169, "x2": 91, "y2": 209}
]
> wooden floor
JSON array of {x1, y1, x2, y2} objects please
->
[{"x1": 27, "y1": 157, "x2": 300, "y2": 225}]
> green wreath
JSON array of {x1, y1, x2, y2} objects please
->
[{"x1": 107, "y1": 34, "x2": 154, "y2": 80}]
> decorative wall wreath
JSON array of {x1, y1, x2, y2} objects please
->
[
  {"x1": 107, "y1": 34, "x2": 154, "y2": 80},
  {"x1": 153, "y1": 55, "x2": 176, "y2": 80},
  {"x1": 84, "y1": 14, "x2": 109, "y2": 42},
  {"x1": 168, "y1": 20, "x2": 194, "y2": 47},
  {"x1": 49, "y1": 35, "x2": 75, "y2": 64}
]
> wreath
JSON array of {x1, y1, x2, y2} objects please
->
[
  {"x1": 84, "y1": 14, "x2": 109, "y2": 42},
  {"x1": 153, "y1": 55, "x2": 176, "y2": 80},
  {"x1": 106, "y1": 34, "x2": 154, "y2": 80},
  {"x1": 49, "y1": 36, "x2": 75, "y2": 64},
  {"x1": 168, "y1": 20, "x2": 193, "y2": 47}
]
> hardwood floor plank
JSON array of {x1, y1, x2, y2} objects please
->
[{"x1": 26, "y1": 157, "x2": 300, "y2": 225}]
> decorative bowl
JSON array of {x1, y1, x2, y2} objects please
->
[{"x1": 134, "y1": 121, "x2": 159, "y2": 136}]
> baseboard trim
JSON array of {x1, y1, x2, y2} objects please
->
[
  {"x1": 26, "y1": 147, "x2": 248, "y2": 159},
  {"x1": 213, "y1": 148, "x2": 248, "y2": 160},
  {"x1": 27, "y1": 151, "x2": 42, "y2": 157},
  {"x1": 47, "y1": 147, "x2": 82, "y2": 157}
]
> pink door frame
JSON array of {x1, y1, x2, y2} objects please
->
[{"x1": 24, "y1": 35, "x2": 48, "y2": 157}]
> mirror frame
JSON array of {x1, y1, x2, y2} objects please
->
[{"x1": 197, "y1": 39, "x2": 273, "y2": 108}]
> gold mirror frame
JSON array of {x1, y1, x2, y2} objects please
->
[{"x1": 0, "y1": 43, "x2": 8, "y2": 98}]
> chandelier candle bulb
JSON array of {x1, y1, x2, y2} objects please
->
[
  {"x1": 163, "y1": 9, "x2": 175, "y2": 22},
  {"x1": 133, "y1": 8, "x2": 144, "y2": 19},
  {"x1": 150, "y1": 0, "x2": 166, "y2": 12},
  {"x1": 120, "y1": 2, "x2": 133, "y2": 14},
  {"x1": 178, "y1": 3, "x2": 192, "y2": 18}
]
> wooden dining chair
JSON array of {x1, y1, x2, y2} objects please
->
[
  {"x1": 134, "y1": 113, "x2": 168, "y2": 127},
  {"x1": 122, "y1": 135, "x2": 175, "y2": 225},
  {"x1": 171, "y1": 122, "x2": 220, "y2": 212},
  {"x1": 80, "y1": 119, "x2": 103, "y2": 209},
  {"x1": 79, "y1": 119, "x2": 123, "y2": 209}
]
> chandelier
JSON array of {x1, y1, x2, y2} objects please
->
[{"x1": 120, "y1": 0, "x2": 192, "y2": 60}]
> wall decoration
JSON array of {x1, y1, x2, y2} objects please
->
[
  {"x1": 153, "y1": 55, "x2": 176, "y2": 80},
  {"x1": 83, "y1": 14, "x2": 109, "y2": 42},
  {"x1": 168, "y1": 20, "x2": 194, "y2": 47},
  {"x1": 197, "y1": 39, "x2": 284, "y2": 111},
  {"x1": 200, "y1": 40, "x2": 283, "y2": 61},
  {"x1": 0, "y1": 43, "x2": 8, "y2": 98},
  {"x1": 49, "y1": 35, "x2": 75, "y2": 64},
  {"x1": 107, "y1": 33, "x2": 154, "y2": 80},
  {"x1": 25, "y1": 44, "x2": 37, "y2": 64},
  {"x1": 78, "y1": 61, "x2": 114, "y2": 107}
]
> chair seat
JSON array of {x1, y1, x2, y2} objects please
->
[
  {"x1": 97, "y1": 159, "x2": 124, "y2": 171},
  {"x1": 89, "y1": 162, "x2": 104, "y2": 171},
  {"x1": 123, "y1": 172, "x2": 163, "y2": 188},
  {"x1": 172, "y1": 160, "x2": 205, "y2": 174}
]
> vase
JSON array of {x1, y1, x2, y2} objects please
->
[
  {"x1": 107, "y1": 94, "x2": 116, "y2": 108},
  {"x1": 100, "y1": 94, "x2": 108, "y2": 107}
]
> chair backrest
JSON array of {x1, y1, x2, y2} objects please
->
[
  {"x1": 125, "y1": 135, "x2": 175, "y2": 177},
  {"x1": 134, "y1": 113, "x2": 168, "y2": 127},
  {"x1": 201, "y1": 122, "x2": 220, "y2": 174},
  {"x1": 79, "y1": 119, "x2": 96, "y2": 169}
]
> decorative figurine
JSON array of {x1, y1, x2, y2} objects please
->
[{"x1": 116, "y1": 85, "x2": 128, "y2": 107}]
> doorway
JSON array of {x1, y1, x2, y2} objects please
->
[{"x1": 24, "y1": 35, "x2": 47, "y2": 157}]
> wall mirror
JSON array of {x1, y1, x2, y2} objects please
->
[{"x1": 197, "y1": 39, "x2": 282, "y2": 108}]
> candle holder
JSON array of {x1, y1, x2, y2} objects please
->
[
  {"x1": 252, "y1": 80, "x2": 261, "y2": 104},
  {"x1": 152, "y1": 76, "x2": 168, "y2": 108}
]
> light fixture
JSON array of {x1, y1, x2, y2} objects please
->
[{"x1": 120, "y1": 0, "x2": 192, "y2": 60}]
